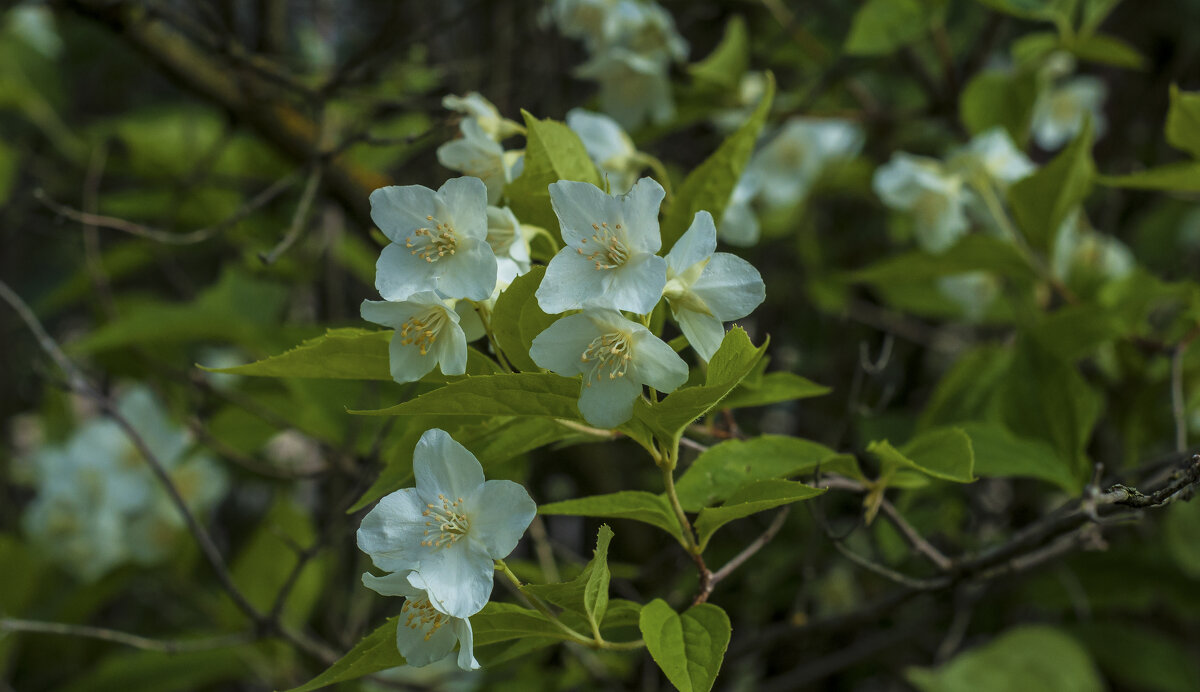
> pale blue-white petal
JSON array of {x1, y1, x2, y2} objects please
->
[
  {"x1": 567, "y1": 108, "x2": 634, "y2": 165},
  {"x1": 675, "y1": 309, "x2": 726, "y2": 362},
  {"x1": 410, "y1": 541, "x2": 494, "y2": 618},
  {"x1": 537, "y1": 247, "x2": 607, "y2": 313},
  {"x1": 360, "y1": 298, "x2": 418, "y2": 329},
  {"x1": 434, "y1": 239, "x2": 497, "y2": 301},
  {"x1": 576, "y1": 375, "x2": 641, "y2": 428},
  {"x1": 914, "y1": 193, "x2": 968, "y2": 253},
  {"x1": 394, "y1": 603, "x2": 459, "y2": 667},
  {"x1": 376, "y1": 243, "x2": 437, "y2": 302},
  {"x1": 357, "y1": 489, "x2": 428, "y2": 573},
  {"x1": 413, "y1": 429, "x2": 485, "y2": 501},
  {"x1": 690, "y1": 253, "x2": 765, "y2": 321},
  {"x1": 549, "y1": 180, "x2": 616, "y2": 246},
  {"x1": 362, "y1": 570, "x2": 421, "y2": 598},
  {"x1": 595, "y1": 252, "x2": 666, "y2": 314},
  {"x1": 529, "y1": 313, "x2": 598, "y2": 376},
  {"x1": 434, "y1": 319, "x2": 468, "y2": 377},
  {"x1": 467, "y1": 480, "x2": 537, "y2": 558},
  {"x1": 388, "y1": 329, "x2": 439, "y2": 383},
  {"x1": 630, "y1": 331, "x2": 689, "y2": 393},
  {"x1": 453, "y1": 618, "x2": 480, "y2": 670},
  {"x1": 718, "y1": 197, "x2": 761, "y2": 247},
  {"x1": 371, "y1": 186, "x2": 439, "y2": 244},
  {"x1": 873, "y1": 154, "x2": 926, "y2": 210},
  {"x1": 438, "y1": 176, "x2": 490, "y2": 241},
  {"x1": 666, "y1": 211, "x2": 717, "y2": 276},
  {"x1": 619, "y1": 177, "x2": 665, "y2": 253}
]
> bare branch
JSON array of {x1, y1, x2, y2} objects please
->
[
  {"x1": 260, "y1": 165, "x2": 324, "y2": 264},
  {"x1": 0, "y1": 618, "x2": 251, "y2": 654}
]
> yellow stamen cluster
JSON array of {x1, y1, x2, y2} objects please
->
[
  {"x1": 406, "y1": 215, "x2": 459, "y2": 263},
  {"x1": 421, "y1": 493, "x2": 471, "y2": 548},
  {"x1": 399, "y1": 308, "x2": 450, "y2": 356},
  {"x1": 576, "y1": 222, "x2": 630, "y2": 270},
  {"x1": 581, "y1": 331, "x2": 632, "y2": 386},
  {"x1": 401, "y1": 596, "x2": 449, "y2": 641}
]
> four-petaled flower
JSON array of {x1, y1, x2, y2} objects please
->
[
  {"x1": 372, "y1": 177, "x2": 498, "y2": 302},
  {"x1": 358, "y1": 428, "x2": 537, "y2": 618},
  {"x1": 362, "y1": 570, "x2": 479, "y2": 671},
  {"x1": 873, "y1": 153, "x2": 968, "y2": 254},
  {"x1": 361, "y1": 294, "x2": 485, "y2": 384},
  {"x1": 530, "y1": 309, "x2": 688, "y2": 428},
  {"x1": 663, "y1": 212, "x2": 765, "y2": 361},
  {"x1": 537, "y1": 177, "x2": 667, "y2": 315}
]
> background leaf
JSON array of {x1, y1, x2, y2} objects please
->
[{"x1": 638, "y1": 600, "x2": 732, "y2": 692}]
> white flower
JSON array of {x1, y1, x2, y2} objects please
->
[
  {"x1": 529, "y1": 309, "x2": 688, "y2": 428},
  {"x1": 575, "y1": 48, "x2": 674, "y2": 130},
  {"x1": 548, "y1": 0, "x2": 618, "y2": 51},
  {"x1": 750, "y1": 118, "x2": 865, "y2": 208},
  {"x1": 362, "y1": 294, "x2": 485, "y2": 384},
  {"x1": 951, "y1": 128, "x2": 1035, "y2": 187},
  {"x1": 1032, "y1": 76, "x2": 1107, "y2": 150},
  {"x1": 873, "y1": 153, "x2": 969, "y2": 253},
  {"x1": 663, "y1": 212, "x2": 766, "y2": 361},
  {"x1": 361, "y1": 570, "x2": 479, "y2": 671},
  {"x1": 717, "y1": 172, "x2": 762, "y2": 247},
  {"x1": 442, "y1": 92, "x2": 522, "y2": 141},
  {"x1": 605, "y1": 0, "x2": 688, "y2": 64},
  {"x1": 436, "y1": 120, "x2": 517, "y2": 204},
  {"x1": 567, "y1": 108, "x2": 641, "y2": 194},
  {"x1": 937, "y1": 272, "x2": 1000, "y2": 323},
  {"x1": 537, "y1": 177, "x2": 667, "y2": 315},
  {"x1": 485, "y1": 205, "x2": 532, "y2": 277},
  {"x1": 712, "y1": 72, "x2": 768, "y2": 133},
  {"x1": 372, "y1": 177, "x2": 498, "y2": 302},
  {"x1": 357, "y1": 428, "x2": 537, "y2": 618},
  {"x1": 1051, "y1": 210, "x2": 1134, "y2": 283}
]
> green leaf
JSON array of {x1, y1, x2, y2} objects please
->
[
  {"x1": 0, "y1": 140, "x2": 17, "y2": 205},
  {"x1": 958, "y1": 422, "x2": 1082, "y2": 493},
  {"x1": 284, "y1": 618, "x2": 404, "y2": 692},
  {"x1": 845, "y1": 0, "x2": 942, "y2": 56},
  {"x1": 639, "y1": 599, "x2": 732, "y2": 692},
  {"x1": 1166, "y1": 84, "x2": 1200, "y2": 159},
  {"x1": 998, "y1": 339, "x2": 1101, "y2": 483},
  {"x1": 694, "y1": 479, "x2": 824, "y2": 548},
  {"x1": 1008, "y1": 118, "x2": 1095, "y2": 253},
  {"x1": 1098, "y1": 161, "x2": 1200, "y2": 191},
  {"x1": 350, "y1": 372, "x2": 583, "y2": 419},
  {"x1": 974, "y1": 0, "x2": 1067, "y2": 22},
  {"x1": 1164, "y1": 496, "x2": 1200, "y2": 579},
  {"x1": 917, "y1": 344, "x2": 1012, "y2": 429},
  {"x1": 849, "y1": 234, "x2": 1038, "y2": 285},
  {"x1": 625, "y1": 327, "x2": 767, "y2": 450},
  {"x1": 208, "y1": 328, "x2": 392, "y2": 379},
  {"x1": 906, "y1": 625, "x2": 1103, "y2": 692},
  {"x1": 688, "y1": 16, "x2": 749, "y2": 89},
  {"x1": 56, "y1": 648, "x2": 249, "y2": 692},
  {"x1": 491, "y1": 266, "x2": 558, "y2": 372},
  {"x1": 471, "y1": 602, "x2": 579, "y2": 647},
  {"x1": 1071, "y1": 621, "x2": 1200, "y2": 692},
  {"x1": 959, "y1": 69, "x2": 1039, "y2": 143},
  {"x1": 675, "y1": 435, "x2": 854, "y2": 510},
  {"x1": 1069, "y1": 33, "x2": 1146, "y2": 69},
  {"x1": 1028, "y1": 303, "x2": 1129, "y2": 360},
  {"x1": 506, "y1": 110, "x2": 602, "y2": 237},
  {"x1": 525, "y1": 525, "x2": 614, "y2": 632},
  {"x1": 539, "y1": 491, "x2": 684, "y2": 544},
  {"x1": 720, "y1": 372, "x2": 831, "y2": 409},
  {"x1": 660, "y1": 73, "x2": 774, "y2": 249},
  {"x1": 869, "y1": 427, "x2": 976, "y2": 484}
]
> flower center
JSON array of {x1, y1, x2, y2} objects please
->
[
  {"x1": 406, "y1": 216, "x2": 459, "y2": 263},
  {"x1": 580, "y1": 331, "x2": 633, "y2": 385},
  {"x1": 398, "y1": 307, "x2": 450, "y2": 357},
  {"x1": 577, "y1": 222, "x2": 630, "y2": 270},
  {"x1": 401, "y1": 595, "x2": 449, "y2": 641},
  {"x1": 421, "y1": 493, "x2": 471, "y2": 548}
]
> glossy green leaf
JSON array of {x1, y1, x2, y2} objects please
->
[
  {"x1": 639, "y1": 599, "x2": 732, "y2": 692},
  {"x1": 1008, "y1": 118, "x2": 1095, "y2": 253},
  {"x1": 850, "y1": 234, "x2": 1038, "y2": 285},
  {"x1": 284, "y1": 618, "x2": 404, "y2": 692},
  {"x1": 974, "y1": 0, "x2": 1066, "y2": 22},
  {"x1": 959, "y1": 69, "x2": 1039, "y2": 143},
  {"x1": 506, "y1": 110, "x2": 602, "y2": 237},
  {"x1": 675, "y1": 435, "x2": 854, "y2": 510},
  {"x1": 958, "y1": 422, "x2": 1081, "y2": 493},
  {"x1": 539, "y1": 491, "x2": 684, "y2": 544},
  {"x1": 917, "y1": 344, "x2": 1012, "y2": 429},
  {"x1": 870, "y1": 427, "x2": 976, "y2": 484},
  {"x1": 660, "y1": 73, "x2": 774, "y2": 249},
  {"x1": 491, "y1": 266, "x2": 558, "y2": 372},
  {"x1": 720, "y1": 372, "x2": 831, "y2": 409},
  {"x1": 907, "y1": 625, "x2": 1103, "y2": 692},
  {"x1": 471, "y1": 602, "x2": 579, "y2": 647},
  {"x1": 350, "y1": 372, "x2": 583, "y2": 419},
  {"x1": 1166, "y1": 84, "x2": 1200, "y2": 159},
  {"x1": 207, "y1": 328, "x2": 392, "y2": 380},
  {"x1": 1069, "y1": 33, "x2": 1146, "y2": 69},
  {"x1": 1072, "y1": 621, "x2": 1200, "y2": 692},
  {"x1": 694, "y1": 479, "x2": 824, "y2": 548},
  {"x1": 689, "y1": 16, "x2": 748, "y2": 88},
  {"x1": 845, "y1": 0, "x2": 941, "y2": 56},
  {"x1": 1098, "y1": 162, "x2": 1200, "y2": 191},
  {"x1": 526, "y1": 525, "x2": 614, "y2": 635}
]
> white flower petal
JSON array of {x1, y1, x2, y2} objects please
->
[
  {"x1": 375, "y1": 243, "x2": 436, "y2": 302},
  {"x1": 666, "y1": 211, "x2": 717, "y2": 276},
  {"x1": 467, "y1": 480, "x2": 537, "y2": 558},
  {"x1": 577, "y1": 375, "x2": 641, "y2": 428},
  {"x1": 629, "y1": 330, "x2": 689, "y2": 392},
  {"x1": 433, "y1": 319, "x2": 468, "y2": 377},
  {"x1": 394, "y1": 602, "x2": 460, "y2": 666},
  {"x1": 371, "y1": 186, "x2": 439, "y2": 244},
  {"x1": 433, "y1": 239, "x2": 497, "y2": 301},
  {"x1": 357, "y1": 488, "x2": 428, "y2": 573},
  {"x1": 537, "y1": 248, "x2": 607, "y2": 313},
  {"x1": 529, "y1": 313, "x2": 598, "y2": 375},
  {"x1": 438, "y1": 177, "x2": 489, "y2": 241},
  {"x1": 619, "y1": 177, "x2": 665, "y2": 253},
  {"x1": 594, "y1": 252, "x2": 666, "y2": 314},
  {"x1": 674, "y1": 309, "x2": 726, "y2": 362},
  {"x1": 549, "y1": 180, "x2": 617, "y2": 246},
  {"x1": 413, "y1": 429, "x2": 485, "y2": 501},
  {"x1": 454, "y1": 618, "x2": 480, "y2": 670},
  {"x1": 362, "y1": 570, "x2": 420, "y2": 598},
  {"x1": 690, "y1": 253, "x2": 765, "y2": 321},
  {"x1": 410, "y1": 542, "x2": 495, "y2": 618}
]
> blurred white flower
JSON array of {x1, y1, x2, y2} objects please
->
[
  {"x1": 442, "y1": 92, "x2": 522, "y2": 141},
  {"x1": 874, "y1": 153, "x2": 969, "y2": 253},
  {"x1": 567, "y1": 108, "x2": 641, "y2": 194},
  {"x1": 937, "y1": 272, "x2": 1000, "y2": 323},
  {"x1": 951, "y1": 128, "x2": 1035, "y2": 188},
  {"x1": 575, "y1": 48, "x2": 675, "y2": 130},
  {"x1": 750, "y1": 118, "x2": 865, "y2": 208},
  {"x1": 436, "y1": 120, "x2": 517, "y2": 204},
  {"x1": 1032, "y1": 76, "x2": 1106, "y2": 150}
]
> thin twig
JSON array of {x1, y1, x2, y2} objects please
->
[
  {"x1": 34, "y1": 172, "x2": 299, "y2": 245},
  {"x1": 0, "y1": 618, "x2": 251, "y2": 653},
  {"x1": 711, "y1": 507, "x2": 791, "y2": 585},
  {"x1": 877, "y1": 499, "x2": 954, "y2": 571},
  {"x1": 260, "y1": 164, "x2": 324, "y2": 264}
]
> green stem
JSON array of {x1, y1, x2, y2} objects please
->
[
  {"x1": 661, "y1": 460, "x2": 699, "y2": 554},
  {"x1": 470, "y1": 301, "x2": 514, "y2": 372},
  {"x1": 974, "y1": 177, "x2": 1077, "y2": 304},
  {"x1": 495, "y1": 560, "x2": 593, "y2": 645}
]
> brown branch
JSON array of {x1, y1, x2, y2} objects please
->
[{"x1": 710, "y1": 507, "x2": 791, "y2": 586}]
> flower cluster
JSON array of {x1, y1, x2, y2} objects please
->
[
  {"x1": 720, "y1": 117, "x2": 865, "y2": 246},
  {"x1": 357, "y1": 428, "x2": 537, "y2": 670},
  {"x1": 1031, "y1": 53, "x2": 1107, "y2": 151},
  {"x1": 437, "y1": 92, "x2": 525, "y2": 203},
  {"x1": 548, "y1": 0, "x2": 688, "y2": 129},
  {"x1": 21, "y1": 386, "x2": 227, "y2": 582}
]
